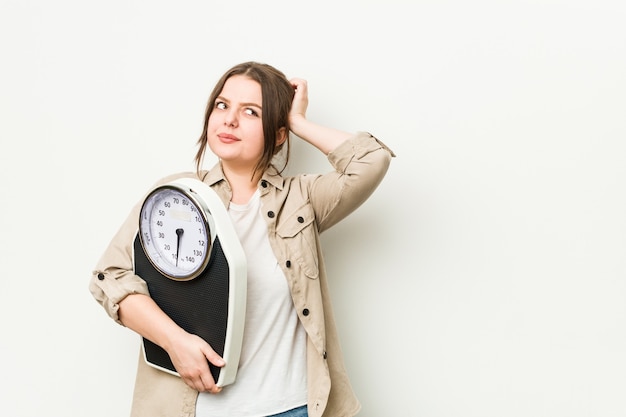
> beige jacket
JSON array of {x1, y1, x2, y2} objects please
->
[{"x1": 90, "y1": 131, "x2": 394, "y2": 417}]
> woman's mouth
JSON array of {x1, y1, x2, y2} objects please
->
[{"x1": 217, "y1": 133, "x2": 240, "y2": 143}]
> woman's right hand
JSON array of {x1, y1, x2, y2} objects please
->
[
  {"x1": 165, "y1": 329, "x2": 225, "y2": 393},
  {"x1": 118, "y1": 294, "x2": 225, "y2": 394}
]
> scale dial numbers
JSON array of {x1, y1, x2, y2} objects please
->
[{"x1": 139, "y1": 185, "x2": 212, "y2": 280}]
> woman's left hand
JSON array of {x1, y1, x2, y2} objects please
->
[
  {"x1": 286, "y1": 77, "x2": 351, "y2": 153},
  {"x1": 289, "y1": 78, "x2": 308, "y2": 126}
]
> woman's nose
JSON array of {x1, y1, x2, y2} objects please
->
[{"x1": 224, "y1": 109, "x2": 238, "y2": 127}]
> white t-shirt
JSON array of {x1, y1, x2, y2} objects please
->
[{"x1": 196, "y1": 190, "x2": 307, "y2": 417}]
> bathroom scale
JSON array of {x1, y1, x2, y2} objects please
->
[{"x1": 133, "y1": 177, "x2": 247, "y2": 387}]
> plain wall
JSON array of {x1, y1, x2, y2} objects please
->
[{"x1": 1, "y1": 1, "x2": 625, "y2": 416}]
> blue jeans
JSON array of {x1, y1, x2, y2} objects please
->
[{"x1": 268, "y1": 405, "x2": 308, "y2": 417}]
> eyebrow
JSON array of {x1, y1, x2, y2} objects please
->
[{"x1": 216, "y1": 95, "x2": 262, "y2": 110}]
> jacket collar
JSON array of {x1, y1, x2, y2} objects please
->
[
  {"x1": 201, "y1": 162, "x2": 285, "y2": 190},
  {"x1": 200, "y1": 162, "x2": 227, "y2": 186},
  {"x1": 260, "y1": 165, "x2": 285, "y2": 190}
]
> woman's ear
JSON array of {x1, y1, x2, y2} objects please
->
[{"x1": 275, "y1": 127, "x2": 288, "y2": 146}]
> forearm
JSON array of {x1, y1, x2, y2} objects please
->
[
  {"x1": 118, "y1": 293, "x2": 185, "y2": 352},
  {"x1": 312, "y1": 132, "x2": 395, "y2": 231},
  {"x1": 290, "y1": 115, "x2": 352, "y2": 155},
  {"x1": 118, "y1": 293, "x2": 224, "y2": 393}
]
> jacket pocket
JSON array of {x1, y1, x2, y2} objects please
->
[{"x1": 276, "y1": 203, "x2": 319, "y2": 279}]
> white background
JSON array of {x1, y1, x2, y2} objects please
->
[{"x1": 1, "y1": 1, "x2": 625, "y2": 416}]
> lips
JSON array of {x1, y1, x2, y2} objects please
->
[{"x1": 217, "y1": 133, "x2": 240, "y2": 143}]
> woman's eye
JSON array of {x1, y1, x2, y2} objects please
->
[
  {"x1": 215, "y1": 101, "x2": 227, "y2": 110},
  {"x1": 244, "y1": 108, "x2": 259, "y2": 117}
]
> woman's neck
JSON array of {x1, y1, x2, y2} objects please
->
[{"x1": 222, "y1": 163, "x2": 261, "y2": 204}]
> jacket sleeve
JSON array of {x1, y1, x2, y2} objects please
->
[
  {"x1": 310, "y1": 131, "x2": 395, "y2": 233},
  {"x1": 89, "y1": 197, "x2": 149, "y2": 325}
]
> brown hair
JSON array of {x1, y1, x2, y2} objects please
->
[{"x1": 195, "y1": 62, "x2": 294, "y2": 178}]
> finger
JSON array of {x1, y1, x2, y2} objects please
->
[
  {"x1": 201, "y1": 375, "x2": 222, "y2": 394},
  {"x1": 289, "y1": 78, "x2": 307, "y2": 92},
  {"x1": 198, "y1": 370, "x2": 221, "y2": 393},
  {"x1": 202, "y1": 345, "x2": 225, "y2": 368},
  {"x1": 182, "y1": 367, "x2": 220, "y2": 393},
  {"x1": 183, "y1": 374, "x2": 208, "y2": 393},
  {"x1": 199, "y1": 353, "x2": 224, "y2": 393}
]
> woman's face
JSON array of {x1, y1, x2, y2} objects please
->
[{"x1": 206, "y1": 75, "x2": 265, "y2": 171}]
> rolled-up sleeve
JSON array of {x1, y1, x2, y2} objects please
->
[
  {"x1": 313, "y1": 131, "x2": 395, "y2": 232},
  {"x1": 89, "y1": 199, "x2": 150, "y2": 324},
  {"x1": 328, "y1": 131, "x2": 395, "y2": 173}
]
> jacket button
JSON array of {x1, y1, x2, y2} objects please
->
[
  {"x1": 261, "y1": 180, "x2": 268, "y2": 188},
  {"x1": 302, "y1": 308, "x2": 310, "y2": 316},
  {"x1": 323, "y1": 351, "x2": 327, "y2": 359},
  {"x1": 297, "y1": 216, "x2": 304, "y2": 223},
  {"x1": 267, "y1": 211, "x2": 275, "y2": 218},
  {"x1": 97, "y1": 273, "x2": 105, "y2": 280},
  {"x1": 286, "y1": 260, "x2": 291, "y2": 268}
]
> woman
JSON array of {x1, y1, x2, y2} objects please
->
[{"x1": 90, "y1": 61, "x2": 394, "y2": 417}]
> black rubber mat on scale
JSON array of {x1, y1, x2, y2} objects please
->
[{"x1": 133, "y1": 234, "x2": 229, "y2": 383}]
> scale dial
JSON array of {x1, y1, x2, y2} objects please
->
[{"x1": 138, "y1": 184, "x2": 214, "y2": 281}]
